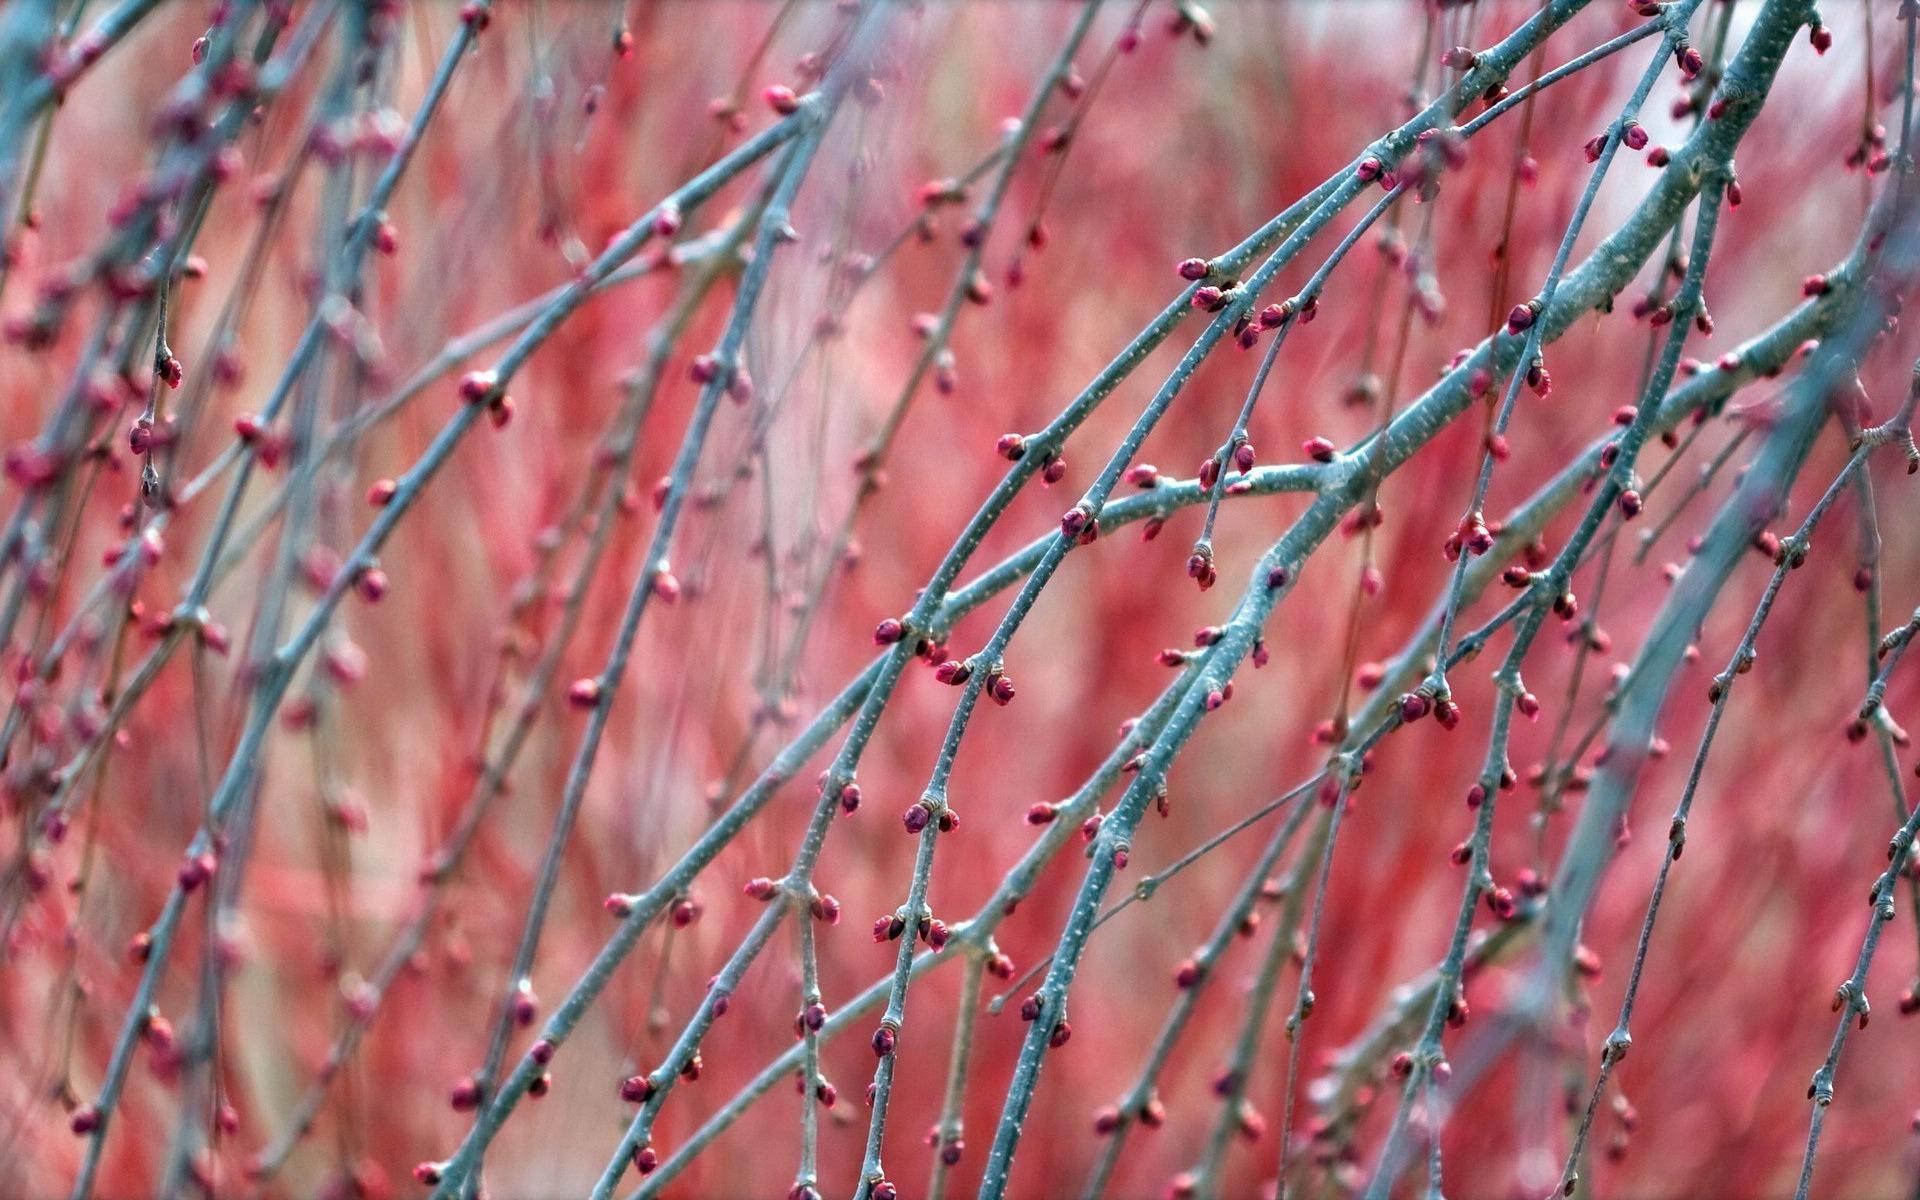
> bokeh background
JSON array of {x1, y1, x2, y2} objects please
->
[{"x1": 3, "y1": 1, "x2": 1920, "y2": 1197}]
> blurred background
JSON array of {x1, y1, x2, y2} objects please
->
[{"x1": 2, "y1": 1, "x2": 1919, "y2": 1197}]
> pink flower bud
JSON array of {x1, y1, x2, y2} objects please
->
[
  {"x1": 449, "y1": 1076, "x2": 481, "y2": 1111},
  {"x1": 179, "y1": 850, "x2": 217, "y2": 891},
  {"x1": 353, "y1": 566, "x2": 388, "y2": 604},
  {"x1": 458, "y1": 370, "x2": 496, "y2": 403}
]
